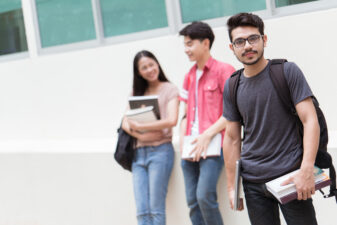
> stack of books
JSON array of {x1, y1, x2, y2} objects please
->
[
  {"x1": 125, "y1": 95, "x2": 160, "y2": 123},
  {"x1": 125, "y1": 106, "x2": 157, "y2": 123},
  {"x1": 266, "y1": 166, "x2": 331, "y2": 204}
]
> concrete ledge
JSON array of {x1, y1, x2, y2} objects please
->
[
  {"x1": 0, "y1": 149, "x2": 336, "y2": 225},
  {"x1": 0, "y1": 132, "x2": 336, "y2": 224},
  {"x1": 1, "y1": 130, "x2": 337, "y2": 153}
]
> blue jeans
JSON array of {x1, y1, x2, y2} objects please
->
[
  {"x1": 132, "y1": 142, "x2": 174, "y2": 225},
  {"x1": 181, "y1": 156, "x2": 224, "y2": 225},
  {"x1": 243, "y1": 179, "x2": 317, "y2": 225}
]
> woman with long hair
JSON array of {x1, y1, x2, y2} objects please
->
[{"x1": 122, "y1": 50, "x2": 179, "y2": 225}]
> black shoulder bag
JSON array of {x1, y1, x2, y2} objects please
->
[{"x1": 114, "y1": 125, "x2": 136, "y2": 172}]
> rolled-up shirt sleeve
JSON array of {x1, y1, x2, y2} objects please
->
[{"x1": 179, "y1": 74, "x2": 189, "y2": 103}]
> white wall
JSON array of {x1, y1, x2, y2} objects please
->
[
  {"x1": 1, "y1": 8, "x2": 337, "y2": 150},
  {"x1": 0, "y1": 7, "x2": 337, "y2": 225},
  {"x1": 0, "y1": 149, "x2": 336, "y2": 225}
]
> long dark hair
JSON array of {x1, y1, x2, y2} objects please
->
[{"x1": 132, "y1": 50, "x2": 169, "y2": 96}]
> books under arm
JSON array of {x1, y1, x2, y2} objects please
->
[
  {"x1": 129, "y1": 95, "x2": 160, "y2": 119},
  {"x1": 182, "y1": 133, "x2": 222, "y2": 159},
  {"x1": 125, "y1": 106, "x2": 157, "y2": 123},
  {"x1": 266, "y1": 166, "x2": 331, "y2": 204}
]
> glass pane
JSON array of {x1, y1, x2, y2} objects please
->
[
  {"x1": 35, "y1": 0, "x2": 96, "y2": 47},
  {"x1": 0, "y1": 0, "x2": 21, "y2": 14},
  {"x1": 276, "y1": 0, "x2": 318, "y2": 7},
  {"x1": 100, "y1": 0, "x2": 168, "y2": 37},
  {"x1": 0, "y1": 0, "x2": 28, "y2": 56},
  {"x1": 180, "y1": 0, "x2": 266, "y2": 23}
]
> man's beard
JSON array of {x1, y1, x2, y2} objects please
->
[{"x1": 237, "y1": 49, "x2": 264, "y2": 66}]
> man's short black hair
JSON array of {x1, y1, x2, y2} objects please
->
[
  {"x1": 227, "y1": 13, "x2": 264, "y2": 42},
  {"x1": 179, "y1": 21, "x2": 215, "y2": 49}
]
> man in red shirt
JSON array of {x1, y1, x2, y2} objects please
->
[{"x1": 179, "y1": 21, "x2": 235, "y2": 225}]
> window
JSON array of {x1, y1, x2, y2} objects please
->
[
  {"x1": 35, "y1": 0, "x2": 96, "y2": 47},
  {"x1": 0, "y1": 0, "x2": 28, "y2": 56},
  {"x1": 3, "y1": 0, "x2": 334, "y2": 57},
  {"x1": 100, "y1": 0, "x2": 168, "y2": 37},
  {"x1": 179, "y1": 0, "x2": 266, "y2": 23},
  {"x1": 276, "y1": 0, "x2": 318, "y2": 7}
]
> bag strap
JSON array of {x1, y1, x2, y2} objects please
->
[
  {"x1": 319, "y1": 164, "x2": 337, "y2": 203},
  {"x1": 268, "y1": 59, "x2": 298, "y2": 115},
  {"x1": 328, "y1": 164, "x2": 337, "y2": 202},
  {"x1": 269, "y1": 59, "x2": 337, "y2": 202},
  {"x1": 229, "y1": 68, "x2": 244, "y2": 125},
  {"x1": 230, "y1": 59, "x2": 292, "y2": 123}
]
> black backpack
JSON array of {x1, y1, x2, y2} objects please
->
[
  {"x1": 114, "y1": 126, "x2": 136, "y2": 172},
  {"x1": 229, "y1": 59, "x2": 337, "y2": 202}
]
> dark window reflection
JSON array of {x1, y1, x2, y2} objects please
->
[
  {"x1": 0, "y1": 9, "x2": 28, "y2": 56},
  {"x1": 276, "y1": 0, "x2": 318, "y2": 7}
]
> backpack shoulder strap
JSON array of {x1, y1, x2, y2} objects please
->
[
  {"x1": 229, "y1": 69, "x2": 244, "y2": 123},
  {"x1": 270, "y1": 59, "x2": 337, "y2": 202},
  {"x1": 269, "y1": 59, "x2": 297, "y2": 114}
]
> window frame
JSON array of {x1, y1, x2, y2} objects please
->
[
  {"x1": 176, "y1": 0, "x2": 271, "y2": 26},
  {"x1": 1, "y1": 0, "x2": 337, "y2": 60},
  {"x1": 0, "y1": 52, "x2": 29, "y2": 62},
  {"x1": 271, "y1": 0, "x2": 337, "y2": 17},
  {"x1": 0, "y1": 0, "x2": 29, "y2": 61},
  {"x1": 30, "y1": 0, "x2": 100, "y2": 54},
  {"x1": 176, "y1": 0, "x2": 337, "y2": 29},
  {"x1": 29, "y1": 0, "x2": 177, "y2": 55},
  {"x1": 24, "y1": 0, "x2": 337, "y2": 54}
]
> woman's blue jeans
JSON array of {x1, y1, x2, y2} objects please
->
[
  {"x1": 132, "y1": 142, "x2": 174, "y2": 225},
  {"x1": 181, "y1": 156, "x2": 224, "y2": 225}
]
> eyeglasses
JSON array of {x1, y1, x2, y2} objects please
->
[{"x1": 232, "y1": 34, "x2": 263, "y2": 48}]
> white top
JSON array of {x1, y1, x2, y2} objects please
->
[{"x1": 191, "y1": 69, "x2": 203, "y2": 136}]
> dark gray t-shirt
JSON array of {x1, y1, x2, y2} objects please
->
[{"x1": 223, "y1": 61, "x2": 313, "y2": 183}]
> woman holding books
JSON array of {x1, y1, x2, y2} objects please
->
[{"x1": 122, "y1": 50, "x2": 179, "y2": 225}]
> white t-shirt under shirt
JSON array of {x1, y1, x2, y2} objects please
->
[{"x1": 191, "y1": 69, "x2": 203, "y2": 136}]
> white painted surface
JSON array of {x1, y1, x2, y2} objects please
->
[
  {"x1": 0, "y1": 7, "x2": 337, "y2": 225},
  {"x1": 1, "y1": 8, "x2": 337, "y2": 149},
  {"x1": 0, "y1": 147, "x2": 336, "y2": 225}
]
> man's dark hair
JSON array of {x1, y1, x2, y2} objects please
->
[
  {"x1": 179, "y1": 21, "x2": 215, "y2": 49},
  {"x1": 227, "y1": 13, "x2": 264, "y2": 42}
]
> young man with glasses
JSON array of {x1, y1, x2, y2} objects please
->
[
  {"x1": 221, "y1": 12, "x2": 319, "y2": 225},
  {"x1": 179, "y1": 21, "x2": 235, "y2": 225}
]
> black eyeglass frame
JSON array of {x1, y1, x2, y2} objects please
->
[{"x1": 232, "y1": 34, "x2": 264, "y2": 48}]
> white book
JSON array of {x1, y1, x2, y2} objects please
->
[
  {"x1": 182, "y1": 133, "x2": 222, "y2": 159},
  {"x1": 234, "y1": 160, "x2": 242, "y2": 211},
  {"x1": 265, "y1": 167, "x2": 331, "y2": 204},
  {"x1": 125, "y1": 106, "x2": 157, "y2": 123}
]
